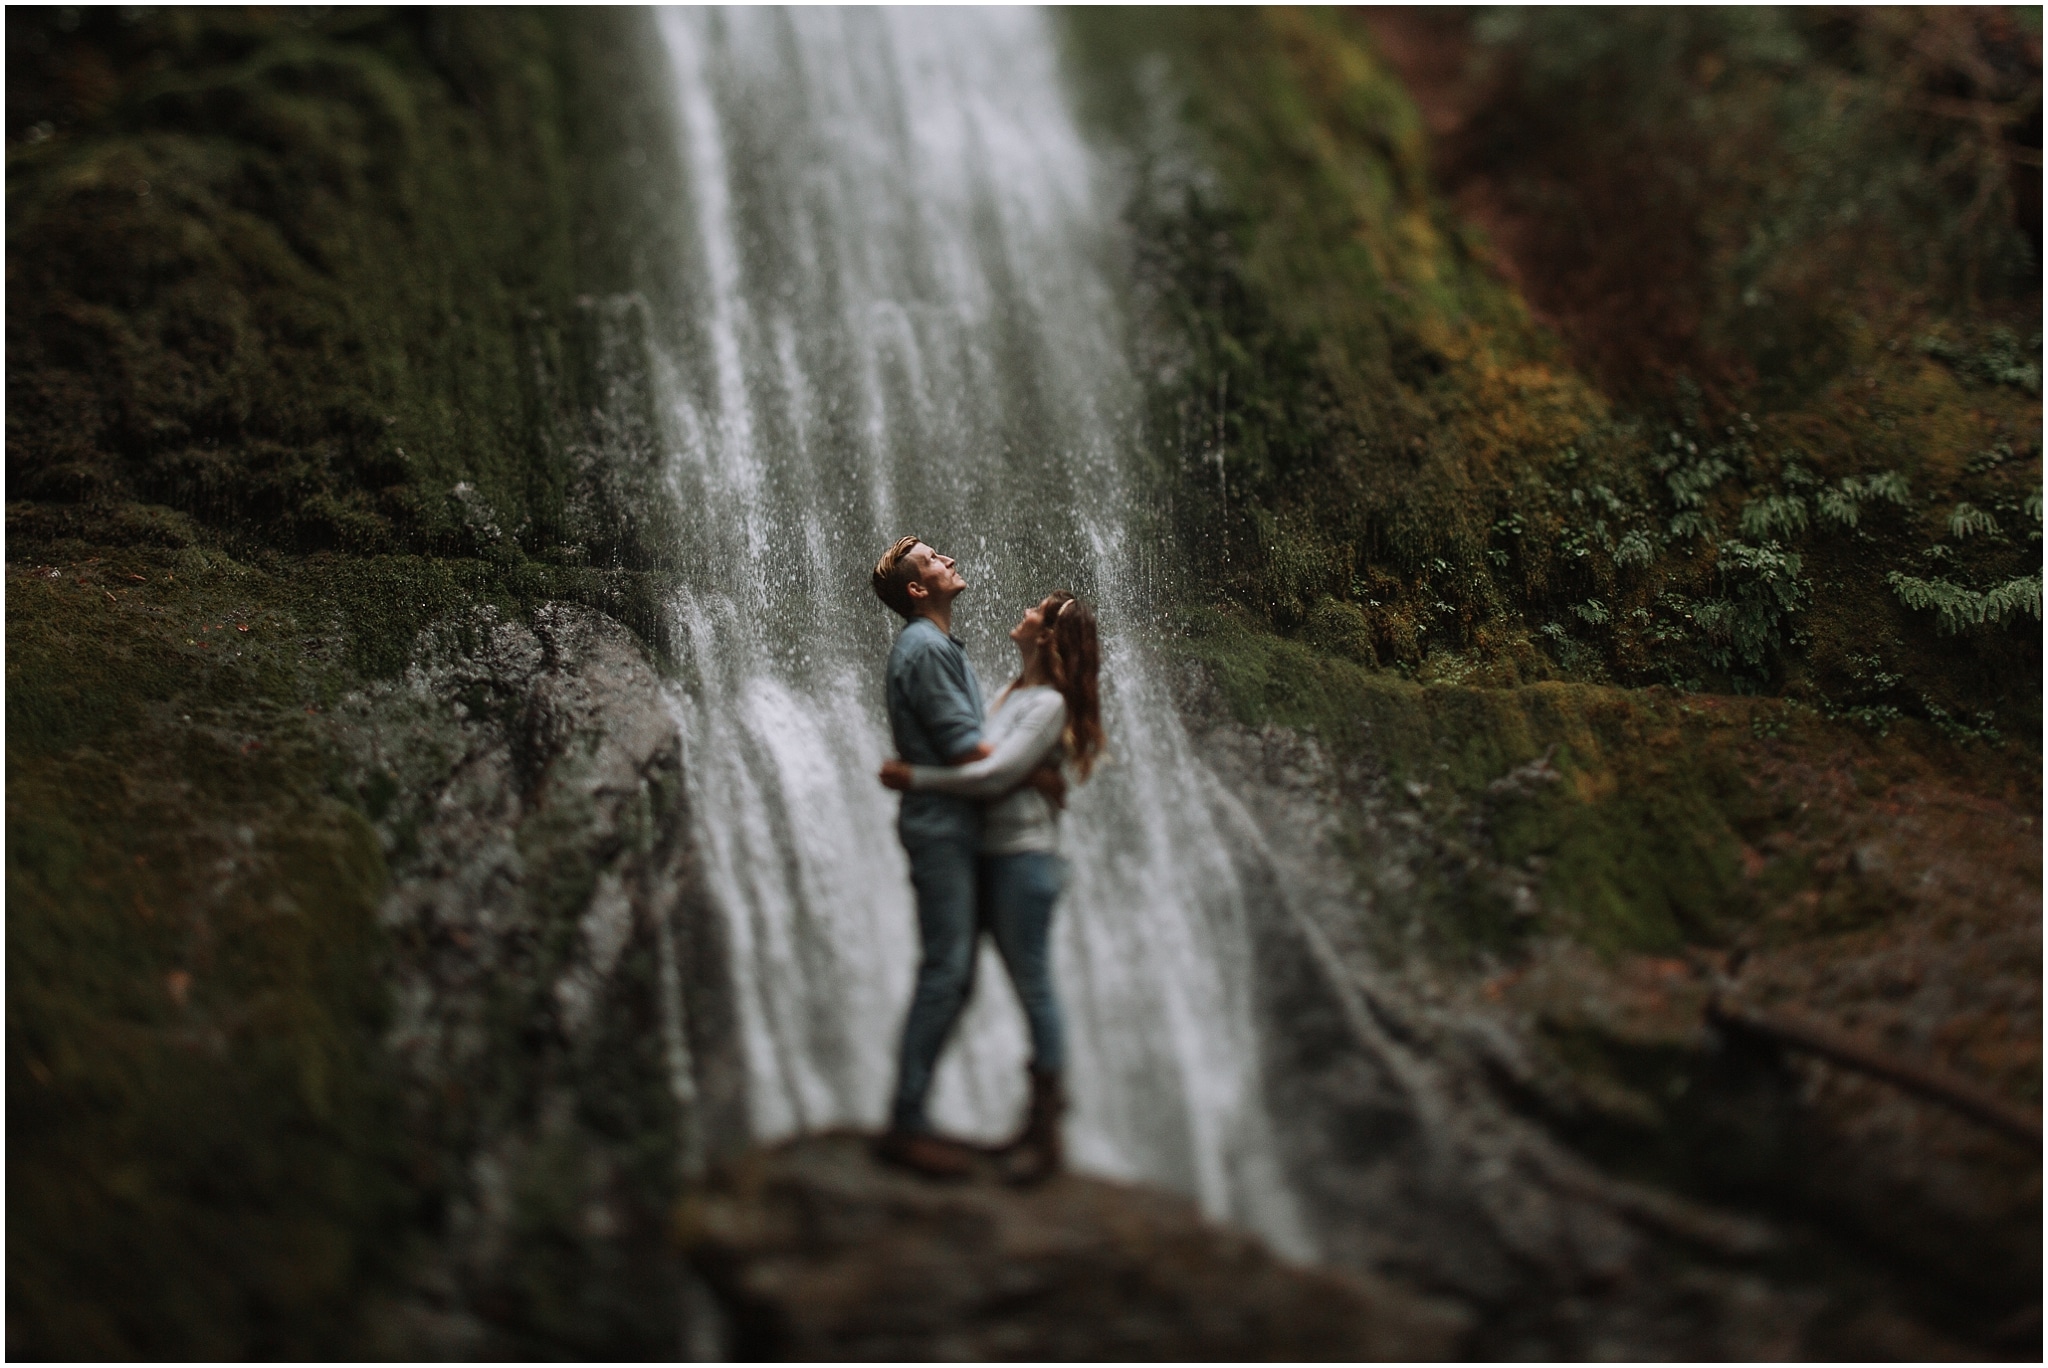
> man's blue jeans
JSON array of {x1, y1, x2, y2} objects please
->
[
  {"x1": 891, "y1": 840, "x2": 1068, "y2": 1133},
  {"x1": 891, "y1": 835, "x2": 981, "y2": 1133}
]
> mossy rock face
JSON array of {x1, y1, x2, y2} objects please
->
[
  {"x1": 6, "y1": 555, "x2": 712, "y2": 1359},
  {"x1": 1097, "y1": 20, "x2": 2039, "y2": 1337},
  {"x1": 1066, "y1": 7, "x2": 2040, "y2": 734},
  {"x1": 7, "y1": 8, "x2": 687, "y2": 573},
  {"x1": 1175, "y1": 605, "x2": 1761, "y2": 960},
  {"x1": 7, "y1": 551, "x2": 407, "y2": 1358},
  {"x1": 1170, "y1": 602, "x2": 2039, "y2": 1347},
  {"x1": 6, "y1": 9, "x2": 710, "y2": 1358},
  {"x1": 329, "y1": 601, "x2": 739, "y2": 1359}
]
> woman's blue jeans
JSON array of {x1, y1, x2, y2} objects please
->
[
  {"x1": 890, "y1": 844, "x2": 1066, "y2": 1133},
  {"x1": 980, "y1": 850, "x2": 1067, "y2": 1077}
]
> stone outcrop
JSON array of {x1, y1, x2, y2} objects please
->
[
  {"x1": 1178, "y1": 673, "x2": 2032, "y2": 1359},
  {"x1": 681, "y1": 1131, "x2": 1471, "y2": 1361},
  {"x1": 328, "y1": 602, "x2": 744, "y2": 1357}
]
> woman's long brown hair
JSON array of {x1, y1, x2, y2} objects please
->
[{"x1": 1033, "y1": 591, "x2": 1104, "y2": 780}]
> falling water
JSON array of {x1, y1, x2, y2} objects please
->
[{"x1": 647, "y1": 6, "x2": 1308, "y2": 1257}]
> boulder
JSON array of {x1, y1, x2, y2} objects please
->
[{"x1": 682, "y1": 1131, "x2": 1471, "y2": 1360}]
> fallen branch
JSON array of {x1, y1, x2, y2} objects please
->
[{"x1": 1708, "y1": 995, "x2": 2041, "y2": 1147}]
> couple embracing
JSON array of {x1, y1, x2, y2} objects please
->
[{"x1": 867, "y1": 536, "x2": 1104, "y2": 1184}]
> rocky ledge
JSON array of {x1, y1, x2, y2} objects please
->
[{"x1": 680, "y1": 1132, "x2": 1471, "y2": 1360}]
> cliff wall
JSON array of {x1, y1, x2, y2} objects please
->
[
  {"x1": 7, "y1": 9, "x2": 729, "y2": 1356},
  {"x1": 1065, "y1": 10, "x2": 2039, "y2": 1354}
]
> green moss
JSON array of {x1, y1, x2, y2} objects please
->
[
  {"x1": 2, "y1": 543, "x2": 462, "y2": 1355},
  {"x1": 6, "y1": 8, "x2": 685, "y2": 1356},
  {"x1": 1067, "y1": 8, "x2": 2040, "y2": 738},
  {"x1": 6, "y1": 612, "x2": 406, "y2": 1357},
  {"x1": 1177, "y1": 607, "x2": 1779, "y2": 957},
  {"x1": 8, "y1": 9, "x2": 680, "y2": 571}
]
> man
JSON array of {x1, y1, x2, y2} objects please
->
[{"x1": 868, "y1": 535, "x2": 992, "y2": 1177}]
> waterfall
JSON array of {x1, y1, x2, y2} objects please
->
[{"x1": 646, "y1": 6, "x2": 1308, "y2": 1257}]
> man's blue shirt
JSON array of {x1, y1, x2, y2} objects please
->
[{"x1": 886, "y1": 617, "x2": 985, "y2": 847}]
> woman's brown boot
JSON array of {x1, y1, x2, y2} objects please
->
[
  {"x1": 875, "y1": 1127, "x2": 974, "y2": 1179},
  {"x1": 999, "y1": 1066, "x2": 1066, "y2": 1186}
]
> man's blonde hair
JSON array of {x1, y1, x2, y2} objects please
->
[{"x1": 872, "y1": 535, "x2": 924, "y2": 620}]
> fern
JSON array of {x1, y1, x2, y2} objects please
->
[
  {"x1": 1740, "y1": 493, "x2": 1808, "y2": 539},
  {"x1": 1965, "y1": 444, "x2": 2013, "y2": 475},
  {"x1": 1691, "y1": 598, "x2": 1734, "y2": 638},
  {"x1": 1978, "y1": 328, "x2": 2042, "y2": 395},
  {"x1": 1814, "y1": 471, "x2": 1911, "y2": 529},
  {"x1": 1666, "y1": 455, "x2": 1732, "y2": 509},
  {"x1": 1572, "y1": 598, "x2": 1610, "y2": 625},
  {"x1": 1982, "y1": 576, "x2": 2042, "y2": 623},
  {"x1": 1703, "y1": 539, "x2": 1808, "y2": 667},
  {"x1": 1947, "y1": 502, "x2": 1999, "y2": 539},
  {"x1": 1718, "y1": 540, "x2": 1805, "y2": 610},
  {"x1": 1539, "y1": 620, "x2": 1592, "y2": 671},
  {"x1": 1920, "y1": 699, "x2": 2002, "y2": 746},
  {"x1": 1613, "y1": 529, "x2": 1654, "y2": 567},
  {"x1": 1668, "y1": 510, "x2": 1716, "y2": 540},
  {"x1": 1815, "y1": 485, "x2": 1860, "y2": 528},
  {"x1": 1888, "y1": 572, "x2": 2043, "y2": 633},
  {"x1": 1888, "y1": 572, "x2": 1971, "y2": 629},
  {"x1": 1919, "y1": 329, "x2": 2042, "y2": 395}
]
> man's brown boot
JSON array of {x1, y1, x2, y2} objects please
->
[
  {"x1": 999, "y1": 1067, "x2": 1066, "y2": 1186},
  {"x1": 875, "y1": 1127, "x2": 975, "y2": 1179}
]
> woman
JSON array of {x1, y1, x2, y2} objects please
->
[{"x1": 879, "y1": 590, "x2": 1104, "y2": 1183}]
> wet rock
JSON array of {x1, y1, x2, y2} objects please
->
[
  {"x1": 682, "y1": 1131, "x2": 1471, "y2": 1360},
  {"x1": 330, "y1": 603, "x2": 745, "y2": 1358},
  {"x1": 1178, "y1": 702, "x2": 2009, "y2": 1358}
]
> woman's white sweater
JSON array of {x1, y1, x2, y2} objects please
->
[{"x1": 906, "y1": 684, "x2": 1067, "y2": 854}]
